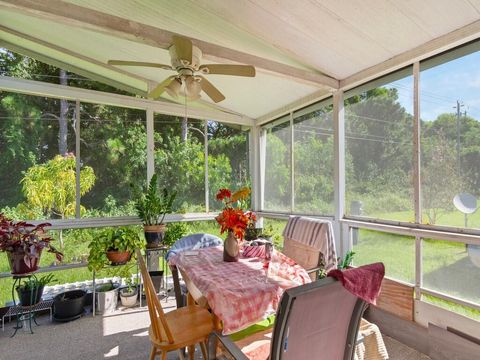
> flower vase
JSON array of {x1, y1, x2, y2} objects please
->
[{"x1": 224, "y1": 231, "x2": 240, "y2": 262}]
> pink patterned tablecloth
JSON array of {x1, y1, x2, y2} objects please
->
[{"x1": 169, "y1": 246, "x2": 311, "y2": 334}]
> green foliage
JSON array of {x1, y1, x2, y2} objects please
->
[
  {"x1": 338, "y1": 251, "x2": 356, "y2": 270},
  {"x1": 264, "y1": 132, "x2": 290, "y2": 209},
  {"x1": 87, "y1": 226, "x2": 145, "y2": 271},
  {"x1": 134, "y1": 174, "x2": 176, "y2": 225},
  {"x1": 20, "y1": 154, "x2": 95, "y2": 219},
  {"x1": 421, "y1": 130, "x2": 466, "y2": 224},
  {"x1": 16, "y1": 273, "x2": 57, "y2": 291},
  {"x1": 163, "y1": 222, "x2": 189, "y2": 247},
  {"x1": 116, "y1": 264, "x2": 138, "y2": 292},
  {"x1": 260, "y1": 224, "x2": 275, "y2": 238}
]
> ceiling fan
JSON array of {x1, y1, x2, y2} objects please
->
[{"x1": 108, "y1": 36, "x2": 256, "y2": 103}]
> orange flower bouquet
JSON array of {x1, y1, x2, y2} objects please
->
[{"x1": 215, "y1": 187, "x2": 256, "y2": 261}]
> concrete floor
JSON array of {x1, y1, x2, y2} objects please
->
[{"x1": 0, "y1": 297, "x2": 429, "y2": 359}]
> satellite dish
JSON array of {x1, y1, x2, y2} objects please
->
[
  {"x1": 453, "y1": 193, "x2": 480, "y2": 268},
  {"x1": 453, "y1": 193, "x2": 477, "y2": 214}
]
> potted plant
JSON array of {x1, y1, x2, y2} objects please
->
[
  {"x1": 95, "y1": 281, "x2": 119, "y2": 314},
  {"x1": 16, "y1": 273, "x2": 57, "y2": 306},
  {"x1": 53, "y1": 289, "x2": 87, "y2": 321},
  {"x1": 0, "y1": 213, "x2": 63, "y2": 275},
  {"x1": 259, "y1": 224, "x2": 275, "y2": 242},
  {"x1": 215, "y1": 187, "x2": 256, "y2": 262},
  {"x1": 135, "y1": 174, "x2": 176, "y2": 248},
  {"x1": 119, "y1": 268, "x2": 138, "y2": 307},
  {"x1": 87, "y1": 226, "x2": 145, "y2": 271}
]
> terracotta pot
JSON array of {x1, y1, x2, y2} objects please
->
[
  {"x1": 106, "y1": 250, "x2": 131, "y2": 265},
  {"x1": 144, "y1": 224, "x2": 166, "y2": 248},
  {"x1": 224, "y1": 231, "x2": 240, "y2": 262},
  {"x1": 7, "y1": 249, "x2": 42, "y2": 275}
]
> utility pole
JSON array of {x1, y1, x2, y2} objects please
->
[{"x1": 454, "y1": 100, "x2": 464, "y2": 174}]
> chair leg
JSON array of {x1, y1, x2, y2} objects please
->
[
  {"x1": 200, "y1": 341, "x2": 208, "y2": 359},
  {"x1": 161, "y1": 351, "x2": 167, "y2": 360},
  {"x1": 149, "y1": 346, "x2": 157, "y2": 360},
  {"x1": 187, "y1": 344, "x2": 195, "y2": 360},
  {"x1": 177, "y1": 349, "x2": 186, "y2": 360}
]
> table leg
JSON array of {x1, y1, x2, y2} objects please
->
[{"x1": 186, "y1": 292, "x2": 195, "y2": 306}]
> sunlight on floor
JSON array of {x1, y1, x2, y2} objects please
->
[{"x1": 104, "y1": 345, "x2": 119, "y2": 358}]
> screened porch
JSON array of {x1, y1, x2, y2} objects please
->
[{"x1": 1, "y1": 1, "x2": 480, "y2": 359}]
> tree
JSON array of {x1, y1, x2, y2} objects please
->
[
  {"x1": 20, "y1": 154, "x2": 95, "y2": 245},
  {"x1": 422, "y1": 131, "x2": 465, "y2": 224},
  {"x1": 264, "y1": 130, "x2": 290, "y2": 209}
]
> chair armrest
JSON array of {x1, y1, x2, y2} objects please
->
[
  {"x1": 305, "y1": 266, "x2": 326, "y2": 280},
  {"x1": 306, "y1": 266, "x2": 323, "y2": 274},
  {"x1": 208, "y1": 331, "x2": 249, "y2": 360}
]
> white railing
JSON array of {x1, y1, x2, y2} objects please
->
[{"x1": 0, "y1": 213, "x2": 218, "y2": 279}]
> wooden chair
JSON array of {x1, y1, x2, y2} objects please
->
[
  {"x1": 282, "y1": 216, "x2": 337, "y2": 280},
  {"x1": 136, "y1": 249, "x2": 214, "y2": 360}
]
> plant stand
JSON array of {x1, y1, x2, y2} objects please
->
[
  {"x1": 9, "y1": 273, "x2": 41, "y2": 337},
  {"x1": 2, "y1": 299, "x2": 53, "y2": 333},
  {"x1": 145, "y1": 245, "x2": 170, "y2": 302}
]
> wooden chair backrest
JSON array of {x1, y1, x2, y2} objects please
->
[
  {"x1": 136, "y1": 248, "x2": 174, "y2": 344},
  {"x1": 282, "y1": 238, "x2": 324, "y2": 273}
]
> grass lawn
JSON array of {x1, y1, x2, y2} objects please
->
[
  {"x1": 353, "y1": 227, "x2": 480, "y2": 320},
  {"x1": 371, "y1": 208, "x2": 480, "y2": 229}
]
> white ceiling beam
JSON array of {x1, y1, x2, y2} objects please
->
[
  {"x1": 0, "y1": 0, "x2": 339, "y2": 89},
  {"x1": 0, "y1": 75, "x2": 254, "y2": 126},
  {"x1": 0, "y1": 40, "x2": 148, "y2": 96},
  {"x1": 0, "y1": 25, "x2": 153, "y2": 88},
  {"x1": 340, "y1": 19, "x2": 480, "y2": 90},
  {"x1": 256, "y1": 89, "x2": 332, "y2": 126}
]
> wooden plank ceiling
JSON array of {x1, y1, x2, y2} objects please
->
[{"x1": 0, "y1": 0, "x2": 480, "y2": 120}]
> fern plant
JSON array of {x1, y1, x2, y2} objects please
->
[
  {"x1": 135, "y1": 174, "x2": 176, "y2": 226},
  {"x1": 338, "y1": 250, "x2": 356, "y2": 269}
]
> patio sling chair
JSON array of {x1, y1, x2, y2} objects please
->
[
  {"x1": 208, "y1": 276, "x2": 368, "y2": 360},
  {"x1": 165, "y1": 233, "x2": 223, "y2": 308},
  {"x1": 282, "y1": 216, "x2": 337, "y2": 280},
  {"x1": 136, "y1": 249, "x2": 214, "y2": 360}
]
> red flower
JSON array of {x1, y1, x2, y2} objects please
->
[
  {"x1": 215, "y1": 187, "x2": 256, "y2": 240},
  {"x1": 216, "y1": 188, "x2": 232, "y2": 201}
]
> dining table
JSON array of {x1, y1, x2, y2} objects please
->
[{"x1": 168, "y1": 246, "x2": 311, "y2": 335}]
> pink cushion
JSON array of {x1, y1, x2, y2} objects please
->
[{"x1": 235, "y1": 329, "x2": 272, "y2": 360}]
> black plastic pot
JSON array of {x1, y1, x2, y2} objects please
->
[
  {"x1": 54, "y1": 290, "x2": 86, "y2": 320},
  {"x1": 16, "y1": 285, "x2": 44, "y2": 307},
  {"x1": 148, "y1": 270, "x2": 163, "y2": 294}
]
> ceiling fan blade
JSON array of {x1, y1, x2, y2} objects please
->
[
  {"x1": 108, "y1": 60, "x2": 173, "y2": 70},
  {"x1": 148, "y1": 76, "x2": 177, "y2": 99},
  {"x1": 172, "y1": 36, "x2": 193, "y2": 64},
  {"x1": 198, "y1": 76, "x2": 225, "y2": 103},
  {"x1": 199, "y1": 64, "x2": 255, "y2": 77}
]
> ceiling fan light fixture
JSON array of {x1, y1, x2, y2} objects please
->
[
  {"x1": 165, "y1": 77, "x2": 182, "y2": 98},
  {"x1": 184, "y1": 76, "x2": 202, "y2": 100}
]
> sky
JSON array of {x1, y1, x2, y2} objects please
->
[{"x1": 390, "y1": 51, "x2": 480, "y2": 122}]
